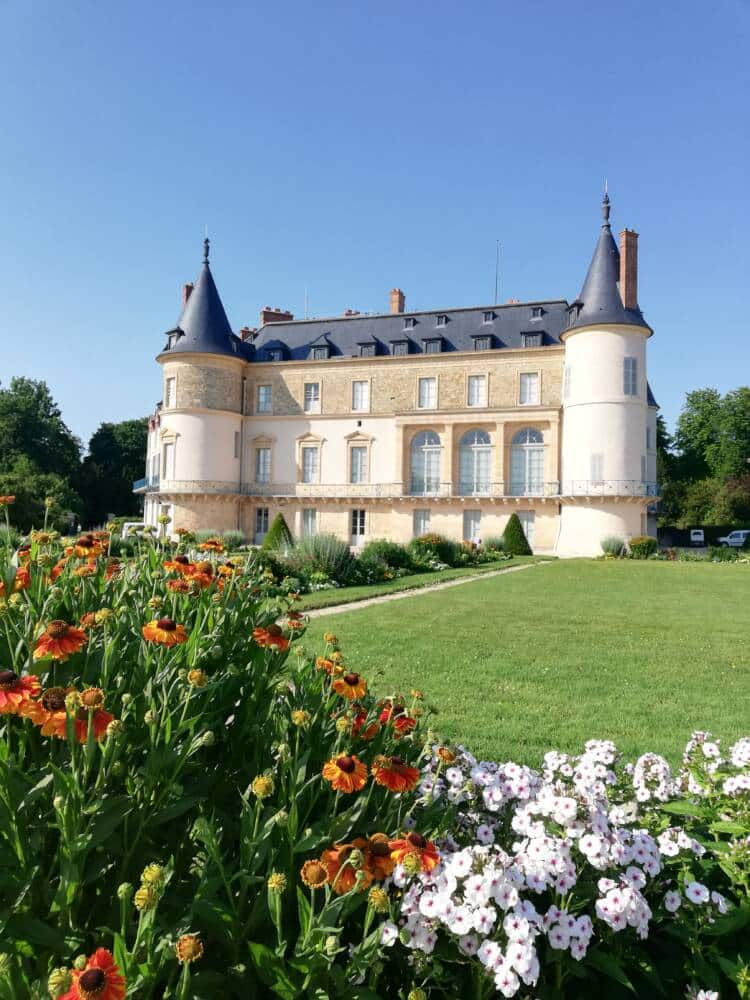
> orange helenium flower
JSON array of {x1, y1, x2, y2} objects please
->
[
  {"x1": 365, "y1": 833, "x2": 395, "y2": 880},
  {"x1": 389, "y1": 832, "x2": 440, "y2": 873},
  {"x1": 0, "y1": 670, "x2": 41, "y2": 715},
  {"x1": 0, "y1": 566, "x2": 30, "y2": 596},
  {"x1": 351, "y1": 709, "x2": 380, "y2": 740},
  {"x1": 300, "y1": 858, "x2": 329, "y2": 888},
  {"x1": 252, "y1": 625, "x2": 289, "y2": 652},
  {"x1": 60, "y1": 947, "x2": 125, "y2": 1000},
  {"x1": 33, "y1": 621, "x2": 88, "y2": 661},
  {"x1": 0, "y1": 495, "x2": 15, "y2": 506},
  {"x1": 320, "y1": 840, "x2": 373, "y2": 895},
  {"x1": 315, "y1": 656, "x2": 335, "y2": 674},
  {"x1": 166, "y1": 578, "x2": 191, "y2": 593},
  {"x1": 332, "y1": 671, "x2": 367, "y2": 701},
  {"x1": 74, "y1": 706, "x2": 114, "y2": 743},
  {"x1": 30, "y1": 687, "x2": 73, "y2": 737},
  {"x1": 73, "y1": 534, "x2": 104, "y2": 559},
  {"x1": 321, "y1": 754, "x2": 368, "y2": 793},
  {"x1": 142, "y1": 618, "x2": 188, "y2": 646},
  {"x1": 197, "y1": 538, "x2": 225, "y2": 553},
  {"x1": 379, "y1": 701, "x2": 417, "y2": 737},
  {"x1": 163, "y1": 556, "x2": 194, "y2": 575},
  {"x1": 371, "y1": 755, "x2": 421, "y2": 793}
]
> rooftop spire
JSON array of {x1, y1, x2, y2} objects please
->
[
  {"x1": 203, "y1": 236, "x2": 210, "y2": 264},
  {"x1": 601, "y1": 185, "x2": 611, "y2": 229}
]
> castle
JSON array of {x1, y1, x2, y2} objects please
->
[{"x1": 135, "y1": 193, "x2": 659, "y2": 556}]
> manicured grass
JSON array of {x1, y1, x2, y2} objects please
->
[
  {"x1": 297, "y1": 557, "x2": 542, "y2": 610},
  {"x1": 301, "y1": 561, "x2": 750, "y2": 766}
]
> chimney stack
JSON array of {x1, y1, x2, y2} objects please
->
[
  {"x1": 619, "y1": 229, "x2": 639, "y2": 310},
  {"x1": 239, "y1": 326, "x2": 257, "y2": 342},
  {"x1": 259, "y1": 306, "x2": 294, "y2": 326},
  {"x1": 182, "y1": 282, "x2": 194, "y2": 307},
  {"x1": 390, "y1": 288, "x2": 405, "y2": 314}
]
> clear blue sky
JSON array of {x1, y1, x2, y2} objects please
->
[{"x1": 2, "y1": 0, "x2": 748, "y2": 449}]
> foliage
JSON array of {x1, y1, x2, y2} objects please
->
[
  {"x1": 0, "y1": 376, "x2": 81, "y2": 480},
  {"x1": 261, "y1": 513, "x2": 294, "y2": 553},
  {"x1": 289, "y1": 533, "x2": 357, "y2": 584},
  {"x1": 79, "y1": 418, "x2": 148, "y2": 526},
  {"x1": 628, "y1": 535, "x2": 658, "y2": 559},
  {"x1": 503, "y1": 513, "x2": 532, "y2": 555},
  {"x1": 0, "y1": 455, "x2": 81, "y2": 531},
  {"x1": 483, "y1": 536, "x2": 505, "y2": 552},
  {"x1": 220, "y1": 529, "x2": 245, "y2": 551},
  {"x1": 360, "y1": 539, "x2": 414, "y2": 571},
  {"x1": 409, "y1": 533, "x2": 462, "y2": 567},
  {"x1": 600, "y1": 535, "x2": 626, "y2": 558}
]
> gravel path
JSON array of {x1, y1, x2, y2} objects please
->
[{"x1": 306, "y1": 561, "x2": 550, "y2": 618}]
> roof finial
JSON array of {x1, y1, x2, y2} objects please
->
[
  {"x1": 601, "y1": 181, "x2": 611, "y2": 229},
  {"x1": 203, "y1": 235, "x2": 210, "y2": 264}
]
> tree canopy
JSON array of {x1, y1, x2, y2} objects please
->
[
  {"x1": 0, "y1": 377, "x2": 81, "y2": 479},
  {"x1": 79, "y1": 418, "x2": 149, "y2": 525}
]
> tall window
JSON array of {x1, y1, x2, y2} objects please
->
[
  {"x1": 510, "y1": 427, "x2": 544, "y2": 496},
  {"x1": 563, "y1": 365, "x2": 572, "y2": 400},
  {"x1": 463, "y1": 509, "x2": 481, "y2": 542},
  {"x1": 413, "y1": 509, "x2": 431, "y2": 536},
  {"x1": 590, "y1": 453, "x2": 604, "y2": 482},
  {"x1": 257, "y1": 385, "x2": 272, "y2": 413},
  {"x1": 351, "y1": 509, "x2": 366, "y2": 543},
  {"x1": 410, "y1": 431, "x2": 441, "y2": 495},
  {"x1": 255, "y1": 447, "x2": 271, "y2": 483},
  {"x1": 165, "y1": 377, "x2": 176, "y2": 408},
  {"x1": 303, "y1": 382, "x2": 320, "y2": 413},
  {"x1": 352, "y1": 380, "x2": 370, "y2": 411},
  {"x1": 519, "y1": 372, "x2": 540, "y2": 405},
  {"x1": 301, "y1": 446, "x2": 319, "y2": 483},
  {"x1": 418, "y1": 377, "x2": 437, "y2": 409},
  {"x1": 255, "y1": 508, "x2": 269, "y2": 542},
  {"x1": 468, "y1": 375, "x2": 487, "y2": 407},
  {"x1": 302, "y1": 509, "x2": 317, "y2": 537},
  {"x1": 162, "y1": 441, "x2": 175, "y2": 480},
  {"x1": 459, "y1": 430, "x2": 491, "y2": 495},
  {"x1": 350, "y1": 446, "x2": 368, "y2": 484},
  {"x1": 624, "y1": 357, "x2": 638, "y2": 396},
  {"x1": 311, "y1": 346, "x2": 329, "y2": 360}
]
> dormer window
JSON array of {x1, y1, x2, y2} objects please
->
[
  {"x1": 167, "y1": 333, "x2": 179, "y2": 349},
  {"x1": 531, "y1": 306, "x2": 543, "y2": 319},
  {"x1": 266, "y1": 348, "x2": 283, "y2": 362},
  {"x1": 311, "y1": 345, "x2": 330, "y2": 360},
  {"x1": 403, "y1": 317, "x2": 416, "y2": 330},
  {"x1": 436, "y1": 314, "x2": 447, "y2": 327},
  {"x1": 473, "y1": 335, "x2": 491, "y2": 351},
  {"x1": 482, "y1": 311, "x2": 494, "y2": 324},
  {"x1": 359, "y1": 343, "x2": 376, "y2": 357},
  {"x1": 423, "y1": 338, "x2": 442, "y2": 354},
  {"x1": 521, "y1": 332, "x2": 543, "y2": 348},
  {"x1": 391, "y1": 340, "x2": 409, "y2": 356}
]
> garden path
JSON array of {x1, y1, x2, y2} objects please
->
[{"x1": 306, "y1": 560, "x2": 550, "y2": 618}]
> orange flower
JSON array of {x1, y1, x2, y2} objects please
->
[
  {"x1": 0, "y1": 670, "x2": 41, "y2": 715},
  {"x1": 0, "y1": 495, "x2": 15, "y2": 506},
  {"x1": 74, "y1": 706, "x2": 114, "y2": 743},
  {"x1": 50, "y1": 558, "x2": 69, "y2": 581},
  {"x1": 371, "y1": 754, "x2": 421, "y2": 794},
  {"x1": 142, "y1": 618, "x2": 189, "y2": 646},
  {"x1": 389, "y1": 832, "x2": 440, "y2": 873},
  {"x1": 73, "y1": 534, "x2": 104, "y2": 559},
  {"x1": 80, "y1": 612, "x2": 98, "y2": 629},
  {"x1": 252, "y1": 625, "x2": 290, "y2": 652},
  {"x1": 315, "y1": 656, "x2": 335, "y2": 674},
  {"x1": 197, "y1": 538, "x2": 225, "y2": 553},
  {"x1": 300, "y1": 858, "x2": 329, "y2": 889},
  {"x1": 60, "y1": 947, "x2": 125, "y2": 1000},
  {"x1": 28, "y1": 686, "x2": 72, "y2": 737},
  {"x1": 0, "y1": 566, "x2": 30, "y2": 596},
  {"x1": 33, "y1": 621, "x2": 88, "y2": 661},
  {"x1": 365, "y1": 832, "x2": 395, "y2": 880},
  {"x1": 163, "y1": 556, "x2": 194, "y2": 575},
  {"x1": 332, "y1": 671, "x2": 367, "y2": 701},
  {"x1": 351, "y1": 709, "x2": 380, "y2": 741},
  {"x1": 436, "y1": 746, "x2": 456, "y2": 764},
  {"x1": 185, "y1": 571, "x2": 213, "y2": 590},
  {"x1": 320, "y1": 840, "x2": 373, "y2": 895},
  {"x1": 379, "y1": 701, "x2": 417, "y2": 737},
  {"x1": 166, "y1": 578, "x2": 191, "y2": 593},
  {"x1": 321, "y1": 754, "x2": 368, "y2": 793},
  {"x1": 74, "y1": 561, "x2": 98, "y2": 578},
  {"x1": 105, "y1": 559, "x2": 122, "y2": 580}
]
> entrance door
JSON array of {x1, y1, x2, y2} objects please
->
[
  {"x1": 463, "y1": 509, "x2": 481, "y2": 543},
  {"x1": 517, "y1": 510, "x2": 535, "y2": 549},
  {"x1": 351, "y1": 509, "x2": 366, "y2": 546}
]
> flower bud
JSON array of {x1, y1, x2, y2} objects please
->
[
  {"x1": 401, "y1": 854, "x2": 422, "y2": 876},
  {"x1": 117, "y1": 882, "x2": 133, "y2": 901},
  {"x1": 111, "y1": 761, "x2": 124, "y2": 776},
  {"x1": 106, "y1": 719, "x2": 123, "y2": 739},
  {"x1": 0, "y1": 954, "x2": 11, "y2": 977},
  {"x1": 73, "y1": 955, "x2": 88, "y2": 971},
  {"x1": 273, "y1": 809, "x2": 289, "y2": 827},
  {"x1": 210, "y1": 644, "x2": 223, "y2": 659},
  {"x1": 47, "y1": 967, "x2": 71, "y2": 996},
  {"x1": 134, "y1": 885, "x2": 157, "y2": 911},
  {"x1": 147, "y1": 596, "x2": 163, "y2": 610},
  {"x1": 141, "y1": 863, "x2": 165, "y2": 887},
  {"x1": 267, "y1": 871, "x2": 287, "y2": 894},
  {"x1": 121, "y1": 693, "x2": 133, "y2": 706},
  {"x1": 53, "y1": 795, "x2": 64, "y2": 810},
  {"x1": 348, "y1": 849, "x2": 365, "y2": 871},
  {"x1": 408, "y1": 991, "x2": 427, "y2": 1000},
  {"x1": 187, "y1": 669, "x2": 208, "y2": 688},
  {"x1": 324, "y1": 935, "x2": 339, "y2": 956},
  {"x1": 251, "y1": 774, "x2": 274, "y2": 799},
  {"x1": 64, "y1": 691, "x2": 80, "y2": 713},
  {"x1": 144, "y1": 710, "x2": 157, "y2": 725}
]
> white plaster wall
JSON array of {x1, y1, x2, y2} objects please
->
[
  {"x1": 647, "y1": 407, "x2": 658, "y2": 484},
  {"x1": 556, "y1": 502, "x2": 645, "y2": 557},
  {"x1": 245, "y1": 416, "x2": 400, "y2": 485},
  {"x1": 160, "y1": 412, "x2": 242, "y2": 485},
  {"x1": 561, "y1": 326, "x2": 650, "y2": 485}
]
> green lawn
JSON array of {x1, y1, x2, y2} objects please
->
[
  {"x1": 301, "y1": 560, "x2": 750, "y2": 766},
  {"x1": 297, "y1": 557, "x2": 541, "y2": 610}
]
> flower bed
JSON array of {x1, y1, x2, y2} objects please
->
[{"x1": 0, "y1": 512, "x2": 748, "y2": 997}]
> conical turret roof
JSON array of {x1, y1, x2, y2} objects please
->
[
  {"x1": 161, "y1": 240, "x2": 242, "y2": 358},
  {"x1": 567, "y1": 193, "x2": 650, "y2": 332}
]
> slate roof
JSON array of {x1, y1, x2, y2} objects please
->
[{"x1": 567, "y1": 193, "x2": 650, "y2": 333}]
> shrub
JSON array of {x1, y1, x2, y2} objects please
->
[
  {"x1": 360, "y1": 538, "x2": 414, "y2": 570},
  {"x1": 290, "y1": 532, "x2": 357, "y2": 583},
  {"x1": 220, "y1": 529, "x2": 245, "y2": 550},
  {"x1": 600, "y1": 534, "x2": 626, "y2": 557},
  {"x1": 628, "y1": 534, "x2": 658, "y2": 559},
  {"x1": 0, "y1": 523, "x2": 23, "y2": 550},
  {"x1": 503, "y1": 512, "x2": 533, "y2": 555},
  {"x1": 708, "y1": 544, "x2": 742, "y2": 562},
  {"x1": 483, "y1": 535, "x2": 505, "y2": 552},
  {"x1": 409, "y1": 532, "x2": 462, "y2": 566},
  {"x1": 261, "y1": 512, "x2": 294, "y2": 552}
]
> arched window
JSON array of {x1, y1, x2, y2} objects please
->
[
  {"x1": 459, "y1": 429, "x2": 491, "y2": 495},
  {"x1": 510, "y1": 427, "x2": 544, "y2": 495},
  {"x1": 410, "y1": 431, "x2": 441, "y2": 495}
]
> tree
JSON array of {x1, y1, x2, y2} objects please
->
[
  {"x1": 262, "y1": 513, "x2": 294, "y2": 552},
  {"x1": 503, "y1": 512, "x2": 532, "y2": 555},
  {"x1": 0, "y1": 456, "x2": 81, "y2": 532},
  {"x1": 0, "y1": 377, "x2": 81, "y2": 479},
  {"x1": 673, "y1": 388, "x2": 722, "y2": 481},
  {"x1": 79, "y1": 418, "x2": 149, "y2": 526},
  {"x1": 707, "y1": 388, "x2": 750, "y2": 479}
]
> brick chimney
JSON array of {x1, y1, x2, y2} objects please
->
[
  {"x1": 343, "y1": 308, "x2": 361, "y2": 317},
  {"x1": 182, "y1": 282, "x2": 194, "y2": 307},
  {"x1": 619, "y1": 229, "x2": 639, "y2": 310},
  {"x1": 259, "y1": 306, "x2": 294, "y2": 326},
  {"x1": 239, "y1": 326, "x2": 257, "y2": 342},
  {"x1": 390, "y1": 288, "x2": 405, "y2": 314}
]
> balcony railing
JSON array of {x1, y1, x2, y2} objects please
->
[
  {"x1": 132, "y1": 476, "x2": 160, "y2": 493},
  {"x1": 560, "y1": 480, "x2": 660, "y2": 497}
]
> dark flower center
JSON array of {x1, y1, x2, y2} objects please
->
[
  {"x1": 337, "y1": 755, "x2": 356, "y2": 773},
  {"x1": 343, "y1": 672, "x2": 360, "y2": 686},
  {"x1": 390, "y1": 756, "x2": 405, "y2": 767},
  {"x1": 408, "y1": 832, "x2": 427, "y2": 849},
  {"x1": 47, "y1": 620, "x2": 70, "y2": 639},
  {"x1": 175, "y1": 555, "x2": 190, "y2": 565},
  {"x1": 370, "y1": 841, "x2": 390, "y2": 857},
  {"x1": 267, "y1": 624, "x2": 282, "y2": 637},
  {"x1": 195, "y1": 561, "x2": 213, "y2": 575},
  {"x1": 0, "y1": 670, "x2": 19, "y2": 688},
  {"x1": 79, "y1": 967, "x2": 106, "y2": 993},
  {"x1": 42, "y1": 688, "x2": 67, "y2": 711},
  {"x1": 156, "y1": 618, "x2": 176, "y2": 631}
]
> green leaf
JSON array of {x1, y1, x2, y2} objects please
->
[
  {"x1": 5, "y1": 914, "x2": 68, "y2": 951},
  {"x1": 658, "y1": 800, "x2": 704, "y2": 818},
  {"x1": 296, "y1": 885, "x2": 311, "y2": 935},
  {"x1": 709, "y1": 820, "x2": 748, "y2": 835},
  {"x1": 587, "y1": 949, "x2": 636, "y2": 992},
  {"x1": 703, "y1": 905, "x2": 750, "y2": 937}
]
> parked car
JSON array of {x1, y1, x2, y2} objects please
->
[
  {"x1": 689, "y1": 529, "x2": 705, "y2": 546},
  {"x1": 717, "y1": 529, "x2": 750, "y2": 548}
]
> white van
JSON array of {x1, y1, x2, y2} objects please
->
[
  {"x1": 717, "y1": 529, "x2": 750, "y2": 548},
  {"x1": 689, "y1": 529, "x2": 705, "y2": 546}
]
